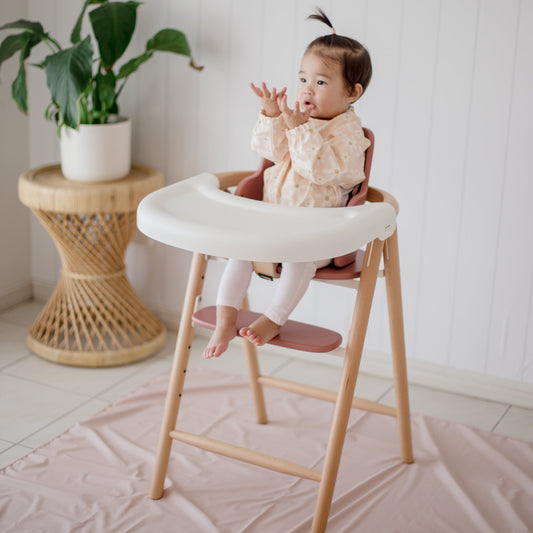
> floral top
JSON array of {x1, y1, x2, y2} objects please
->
[{"x1": 250, "y1": 107, "x2": 370, "y2": 207}]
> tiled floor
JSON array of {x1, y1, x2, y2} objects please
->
[{"x1": 1, "y1": 300, "x2": 532, "y2": 469}]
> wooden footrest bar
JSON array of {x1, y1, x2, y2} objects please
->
[
  {"x1": 257, "y1": 375, "x2": 397, "y2": 417},
  {"x1": 192, "y1": 306, "x2": 342, "y2": 353},
  {"x1": 169, "y1": 429, "x2": 322, "y2": 482}
]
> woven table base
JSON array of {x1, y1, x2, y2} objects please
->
[
  {"x1": 28, "y1": 271, "x2": 166, "y2": 367},
  {"x1": 28, "y1": 209, "x2": 166, "y2": 367}
]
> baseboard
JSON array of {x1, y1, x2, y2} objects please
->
[
  {"x1": 244, "y1": 342, "x2": 533, "y2": 410},
  {"x1": 31, "y1": 279, "x2": 55, "y2": 303},
  {"x1": 0, "y1": 283, "x2": 33, "y2": 313},
  {"x1": 151, "y1": 307, "x2": 180, "y2": 332},
  {"x1": 362, "y1": 348, "x2": 533, "y2": 410}
]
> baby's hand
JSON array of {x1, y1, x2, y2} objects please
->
[
  {"x1": 250, "y1": 82, "x2": 287, "y2": 118},
  {"x1": 277, "y1": 94, "x2": 311, "y2": 129}
]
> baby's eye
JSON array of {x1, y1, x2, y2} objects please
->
[
  {"x1": 299, "y1": 77, "x2": 307, "y2": 83},
  {"x1": 317, "y1": 80, "x2": 326, "y2": 85}
]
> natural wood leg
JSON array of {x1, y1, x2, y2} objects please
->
[
  {"x1": 150, "y1": 252, "x2": 207, "y2": 499},
  {"x1": 383, "y1": 231, "x2": 414, "y2": 464},
  {"x1": 241, "y1": 295, "x2": 268, "y2": 424},
  {"x1": 312, "y1": 239, "x2": 384, "y2": 532}
]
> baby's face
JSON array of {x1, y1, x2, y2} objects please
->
[{"x1": 296, "y1": 51, "x2": 355, "y2": 120}]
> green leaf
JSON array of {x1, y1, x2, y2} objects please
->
[
  {"x1": 89, "y1": 1, "x2": 139, "y2": 69},
  {"x1": 0, "y1": 20, "x2": 45, "y2": 36},
  {"x1": 44, "y1": 36, "x2": 93, "y2": 129},
  {"x1": 0, "y1": 33, "x2": 28, "y2": 70},
  {"x1": 146, "y1": 29, "x2": 191, "y2": 56},
  {"x1": 116, "y1": 28, "x2": 203, "y2": 81},
  {"x1": 12, "y1": 62, "x2": 27, "y2": 112},
  {"x1": 7, "y1": 32, "x2": 42, "y2": 112},
  {"x1": 116, "y1": 50, "x2": 153, "y2": 79},
  {"x1": 146, "y1": 28, "x2": 203, "y2": 70},
  {"x1": 0, "y1": 23, "x2": 47, "y2": 72},
  {"x1": 70, "y1": 0, "x2": 106, "y2": 44}
]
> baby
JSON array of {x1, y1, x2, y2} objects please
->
[{"x1": 204, "y1": 8, "x2": 372, "y2": 358}]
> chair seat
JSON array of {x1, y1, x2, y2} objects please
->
[
  {"x1": 315, "y1": 250, "x2": 365, "y2": 280},
  {"x1": 192, "y1": 306, "x2": 342, "y2": 353}
]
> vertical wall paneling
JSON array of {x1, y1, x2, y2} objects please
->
[
  {"x1": 388, "y1": 0, "x2": 441, "y2": 355},
  {"x1": 260, "y1": 0, "x2": 298, "y2": 96},
  {"x1": 133, "y1": 0, "x2": 169, "y2": 170},
  {"x1": 359, "y1": 0, "x2": 404, "y2": 350},
  {"x1": 486, "y1": 0, "x2": 533, "y2": 382},
  {"x1": 226, "y1": 1, "x2": 264, "y2": 171},
  {"x1": 414, "y1": 0, "x2": 479, "y2": 366},
  {"x1": 166, "y1": 1, "x2": 201, "y2": 181},
  {"x1": 449, "y1": 0, "x2": 520, "y2": 373},
  {"x1": 27, "y1": 0, "x2": 60, "y2": 285},
  {"x1": 195, "y1": 0, "x2": 232, "y2": 173},
  {"x1": 27, "y1": 0, "x2": 58, "y2": 169},
  {"x1": 0, "y1": 0, "x2": 31, "y2": 304}
]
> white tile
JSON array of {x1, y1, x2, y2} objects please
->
[
  {"x1": 493, "y1": 406, "x2": 533, "y2": 442},
  {"x1": 271, "y1": 358, "x2": 342, "y2": 391},
  {"x1": 0, "y1": 321, "x2": 32, "y2": 369},
  {"x1": 380, "y1": 384, "x2": 509, "y2": 431},
  {"x1": 3, "y1": 353, "x2": 153, "y2": 397},
  {"x1": 188, "y1": 336, "x2": 291, "y2": 376},
  {"x1": 354, "y1": 374, "x2": 393, "y2": 402},
  {"x1": 0, "y1": 300, "x2": 42, "y2": 327},
  {"x1": 0, "y1": 374, "x2": 90, "y2": 442},
  {"x1": 20, "y1": 398, "x2": 109, "y2": 449},
  {"x1": 98, "y1": 356, "x2": 172, "y2": 402},
  {"x1": 0, "y1": 438, "x2": 15, "y2": 453},
  {"x1": 269, "y1": 357, "x2": 393, "y2": 402},
  {"x1": 0, "y1": 444, "x2": 33, "y2": 469},
  {"x1": 155, "y1": 330, "x2": 178, "y2": 359}
]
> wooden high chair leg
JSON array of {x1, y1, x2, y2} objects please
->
[
  {"x1": 241, "y1": 295, "x2": 268, "y2": 424},
  {"x1": 383, "y1": 230, "x2": 414, "y2": 464},
  {"x1": 312, "y1": 238, "x2": 384, "y2": 533},
  {"x1": 150, "y1": 252, "x2": 208, "y2": 500}
]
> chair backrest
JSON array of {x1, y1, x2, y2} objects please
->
[
  {"x1": 235, "y1": 159, "x2": 271, "y2": 199},
  {"x1": 347, "y1": 127, "x2": 374, "y2": 207}
]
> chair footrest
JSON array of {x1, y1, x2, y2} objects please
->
[{"x1": 192, "y1": 306, "x2": 342, "y2": 353}]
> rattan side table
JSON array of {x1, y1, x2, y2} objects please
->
[{"x1": 18, "y1": 163, "x2": 166, "y2": 367}]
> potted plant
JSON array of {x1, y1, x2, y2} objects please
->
[{"x1": 0, "y1": 0, "x2": 202, "y2": 182}]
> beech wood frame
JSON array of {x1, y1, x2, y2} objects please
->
[{"x1": 148, "y1": 169, "x2": 413, "y2": 532}]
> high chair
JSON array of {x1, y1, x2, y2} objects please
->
[{"x1": 137, "y1": 128, "x2": 413, "y2": 532}]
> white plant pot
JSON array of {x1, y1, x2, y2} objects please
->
[{"x1": 60, "y1": 118, "x2": 132, "y2": 182}]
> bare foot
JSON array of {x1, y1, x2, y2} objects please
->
[
  {"x1": 239, "y1": 314, "x2": 281, "y2": 346},
  {"x1": 204, "y1": 306, "x2": 238, "y2": 358}
]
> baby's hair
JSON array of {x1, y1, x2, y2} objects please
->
[{"x1": 306, "y1": 7, "x2": 372, "y2": 95}]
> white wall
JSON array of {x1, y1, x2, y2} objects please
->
[
  {"x1": 19, "y1": 0, "x2": 533, "y2": 385},
  {"x1": 0, "y1": 0, "x2": 31, "y2": 310}
]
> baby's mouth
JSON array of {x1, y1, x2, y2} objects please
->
[{"x1": 302, "y1": 101, "x2": 316, "y2": 111}]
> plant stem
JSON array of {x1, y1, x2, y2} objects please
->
[
  {"x1": 43, "y1": 36, "x2": 62, "y2": 53},
  {"x1": 116, "y1": 79, "x2": 128, "y2": 99}
]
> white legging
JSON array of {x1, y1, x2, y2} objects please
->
[{"x1": 216, "y1": 258, "x2": 331, "y2": 326}]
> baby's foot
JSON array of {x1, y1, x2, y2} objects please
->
[
  {"x1": 203, "y1": 306, "x2": 238, "y2": 358},
  {"x1": 239, "y1": 315, "x2": 281, "y2": 346}
]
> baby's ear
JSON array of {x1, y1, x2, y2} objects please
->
[{"x1": 348, "y1": 83, "x2": 364, "y2": 103}]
